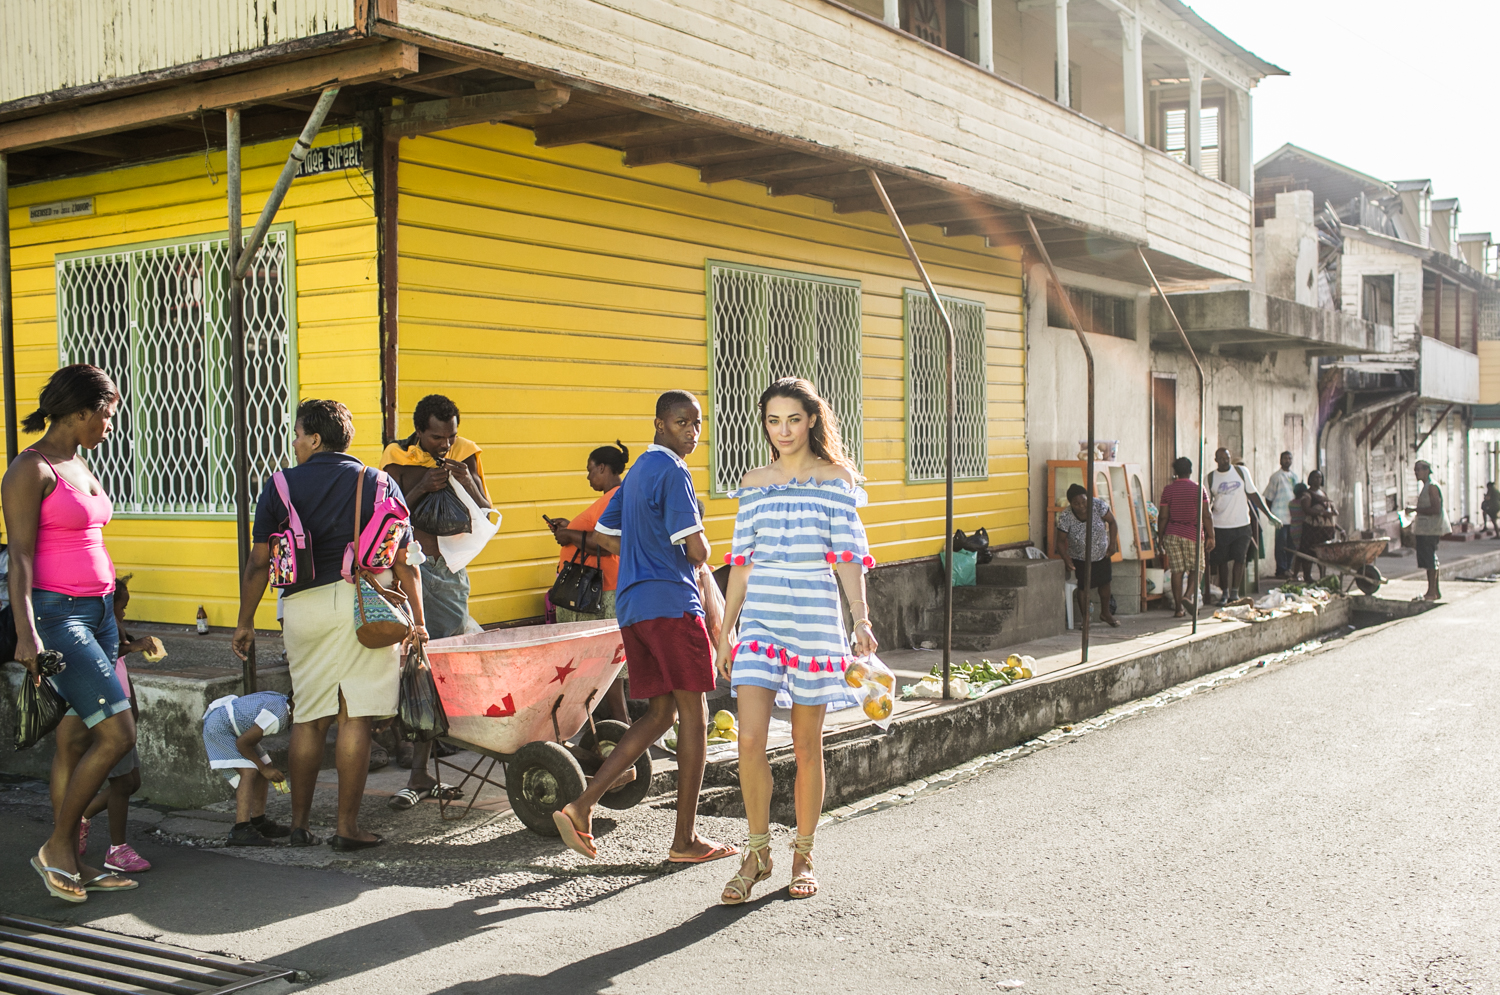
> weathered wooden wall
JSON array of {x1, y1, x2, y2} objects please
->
[
  {"x1": 395, "y1": 0, "x2": 1255, "y2": 281},
  {"x1": 396, "y1": 122, "x2": 1027, "y2": 622}
]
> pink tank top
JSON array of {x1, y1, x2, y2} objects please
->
[{"x1": 31, "y1": 450, "x2": 115, "y2": 597}]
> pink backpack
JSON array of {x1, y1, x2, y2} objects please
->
[
  {"x1": 267, "y1": 471, "x2": 308, "y2": 589},
  {"x1": 342, "y1": 467, "x2": 412, "y2": 582}
]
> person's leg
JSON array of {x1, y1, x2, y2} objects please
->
[
  {"x1": 605, "y1": 676, "x2": 631, "y2": 724},
  {"x1": 106, "y1": 769, "x2": 139, "y2": 846},
  {"x1": 1098, "y1": 582, "x2": 1117, "y2": 624},
  {"x1": 332, "y1": 693, "x2": 376, "y2": 841},
  {"x1": 723, "y1": 686, "x2": 776, "y2": 901},
  {"x1": 406, "y1": 740, "x2": 435, "y2": 793},
  {"x1": 1072, "y1": 582, "x2": 1086, "y2": 628},
  {"x1": 1426, "y1": 568, "x2": 1441, "y2": 600},
  {"x1": 1170, "y1": 570, "x2": 1186, "y2": 615},
  {"x1": 1230, "y1": 558, "x2": 1245, "y2": 600},
  {"x1": 788, "y1": 701, "x2": 828, "y2": 894},
  {"x1": 82, "y1": 783, "x2": 110, "y2": 822},
  {"x1": 289, "y1": 714, "x2": 335, "y2": 831},
  {"x1": 235, "y1": 770, "x2": 266, "y2": 824},
  {"x1": 41, "y1": 710, "x2": 135, "y2": 888},
  {"x1": 667, "y1": 687, "x2": 714, "y2": 856},
  {"x1": 560, "y1": 692, "x2": 677, "y2": 835}
]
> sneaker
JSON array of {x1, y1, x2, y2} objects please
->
[
  {"x1": 77, "y1": 818, "x2": 90, "y2": 856},
  {"x1": 104, "y1": 843, "x2": 152, "y2": 873},
  {"x1": 251, "y1": 816, "x2": 291, "y2": 839},
  {"x1": 226, "y1": 823, "x2": 277, "y2": 847}
]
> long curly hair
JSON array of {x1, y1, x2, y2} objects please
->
[{"x1": 757, "y1": 377, "x2": 860, "y2": 477}]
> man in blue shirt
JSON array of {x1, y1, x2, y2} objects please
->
[{"x1": 554, "y1": 391, "x2": 735, "y2": 866}]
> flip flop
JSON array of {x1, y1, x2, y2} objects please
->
[
  {"x1": 82, "y1": 872, "x2": 138, "y2": 893},
  {"x1": 388, "y1": 788, "x2": 423, "y2": 811},
  {"x1": 552, "y1": 809, "x2": 597, "y2": 859},
  {"x1": 668, "y1": 841, "x2": 739, "y2": 864},
  {"x1": 328, "y1": 834, "x2": 384, "y2": 852},
  {"x1": 31, "y1": 853, "x2": 86, "y2": 904}
]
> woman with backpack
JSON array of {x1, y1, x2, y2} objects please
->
[{"x1": 232, "y1": 399, "x2": 427, "y2": 851}]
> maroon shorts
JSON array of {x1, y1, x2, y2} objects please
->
[{"x1": 620, "y1": 613, "x2": 715, "y2": 699}]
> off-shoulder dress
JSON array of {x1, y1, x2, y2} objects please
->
[{"x1": 725, "y1": 477, "x2": 875, "y2": 709}]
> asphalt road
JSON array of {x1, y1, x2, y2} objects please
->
[{"x1": 4, "y1": 585, "x2": 1499, "y2": 994}]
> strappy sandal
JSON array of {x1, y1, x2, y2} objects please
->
[
  {"x1": 788, "y1": 834, "x2": 819, "y2": 899},
  {"x1": 721, "y1": 833, "x2": 772, "y2": 905},
  {"x1": 31, "y1": 851, "x2": 86, "y2": 904}
]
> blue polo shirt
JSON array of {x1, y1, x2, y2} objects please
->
[
  {"x1": 595, "y1": 444, "x2": 704, "y2": 627},
  {"x1": 252, "y1": 452, "x2": 409, "y2": 595}
]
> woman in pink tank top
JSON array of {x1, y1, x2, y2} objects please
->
[{"x1": 3, "y1": 364, "x2": 137, "y2": 901}]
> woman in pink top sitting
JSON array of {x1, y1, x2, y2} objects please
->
[{"x1": 3, "y1": 364, "x2": 138, "y2": 903}]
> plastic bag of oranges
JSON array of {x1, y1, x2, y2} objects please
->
[{"x1": 845, "y1": 653, "x2": 897, "y2": 730}]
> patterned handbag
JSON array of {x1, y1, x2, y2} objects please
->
[
  {"x1": 267, "y1": 471, "x2": 308, "y2": 589},
  {"x1": 347, "y1": 469, "x2": 414, "y2": 648}
]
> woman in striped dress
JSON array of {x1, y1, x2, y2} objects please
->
[{"x1": 713, "y1": 377, "x2": 878, "y2": 903}]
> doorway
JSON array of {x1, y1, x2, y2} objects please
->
[
  {"x1": 1217, "y1": 406, "x2": 1244, "y2": 461},
  {"x1": 1152, "y1": 375, "x2": 1177, "y2": 500}
]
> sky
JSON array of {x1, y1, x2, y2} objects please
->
[{"x1": 1188, "y1": 0, "x2": 1500, "y2": 239}]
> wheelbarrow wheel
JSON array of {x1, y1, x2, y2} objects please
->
[
  {"x1": 1354, "y1": 564, "x2": 1383, "y2": 596},
  {"x1": 581, "y1": 720, "x2": 655, "y2": 811},
  {"x1": 506, "y1": 741, "x2": 587, "y2": 836}
]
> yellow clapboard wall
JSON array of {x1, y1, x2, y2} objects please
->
[
  {"x1": 2, "y1": 125, "x2": 377, "y2": 628},
  {"x1": 396, "y1": 123, "x2": 1026, "y2": 623}
]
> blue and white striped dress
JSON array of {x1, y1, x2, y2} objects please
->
[{"x1": 726, "y1": 477, "x2": 875, "y2": 709}]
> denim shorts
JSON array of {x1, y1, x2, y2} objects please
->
[{"x1": 33, "y1": 588, "x2": 125, "y2": 729}]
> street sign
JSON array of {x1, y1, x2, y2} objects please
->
[
  {"x1": 28, "y1": 198, "x2": 93, "y2": 223},
  {"x1": 294, "y1": 141, "x2": 362, "y2": 177}
]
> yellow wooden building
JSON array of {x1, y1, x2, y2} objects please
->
[{"x1": 5, "y1": 119, "x2": 1026, "y2": 629}]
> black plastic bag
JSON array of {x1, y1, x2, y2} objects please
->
[
  {"x1": 15, "y1": 650, "x2": 67, "y2": 751},
  {"x1": 0, "y1": 604, "x2": 16, "y2": 664},
  {"x1": 410, "y1": 485, "x2": 472, "y2": 537},
  {"x1": 399, "y1": 644, "x2": 450, "y2": 743}
]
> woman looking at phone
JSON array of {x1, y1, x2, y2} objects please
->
[{"x1": 546, "y1": 441, "x2": 629, "y2": 721}]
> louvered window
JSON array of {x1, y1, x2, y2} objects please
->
[
  {"x1": 55, "y1": 227, "x2": 296, "y2": 516},
  {"x1": 904, "y1": 289, "x2": 987, "y2": 482},
  {"x1": 1162, "y1": 102, "x2": 1222, "y2": 180},
  {"x1": 707, "y1": 262, "x2": 862, "y2": 495}
]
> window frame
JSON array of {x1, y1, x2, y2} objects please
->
[
  {"x1": 705, "y1": 260, "x2": 863, "y2": 498},
  {"x1": 55, "y1": 223, "x2": 299, "y2": 519},
  {"x1": 1159, "y1": 98, "x2": 1224, "y2": 181},
  {"x1": 903, "y1": 288, "x2": 988, "y2": 485}
]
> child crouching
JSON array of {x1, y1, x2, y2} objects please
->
[{"x1": 201, "y1": 691, "x2": 294, "y2": 846}]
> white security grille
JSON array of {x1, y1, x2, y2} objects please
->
[
  {"x1": 904, "y1": 289, "x2": 987, "y2": 482},
  {"x1": 57, "y1": 230, "x2": 295, "y2": 516},
  {"x1": 708, "y1": 262, "x2": 862, "y2": 494}
]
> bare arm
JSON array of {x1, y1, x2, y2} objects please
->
[
  {"x1": 2, "y1": 453, "x2": 51, "y2": 676},
  {"x1": 1102, "y1": 508, "x2": 1120, "y2": 556},
  {"x1": 594, "y1": 531, "x2": 621, "y2": 555},
  {"x1": 1056, "y1": 528, "x2": 1075, "y2": 573},
  {"x1": 391, "y1": 544, "x2": 427, "y2": 640},
  {"x1": 232, "y1": 543, "x2": 271, "y2": 661},
  {"x1": 553, "y1": 528, "x2": 612, "y2": 556},
  {"x1": 713, "y1": 563, "x2": 752, "y2": 679},
  {"x1": 683, "y1": 531, "x2": 709, "y2": 566},
  {"x1": 1249, "y1": 492, "x2": 1281, "y2": 527},
  {"x1": 234, "y1": 725, "x2": 285, "y2": 784},
  {"x1": 835, "y1": 560, "x2": 877, "y2": 658},
  {"x1": 447, "y1": 455, "x2": 491, "y2": 509}
]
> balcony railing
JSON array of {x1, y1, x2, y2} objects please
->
[{"x1": 1420, "y1": 335, "x2": 1480, "y2": 404}]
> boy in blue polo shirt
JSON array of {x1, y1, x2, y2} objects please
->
[{"x1": 553, "y1": 391, "x2": 736, "y2": 866}]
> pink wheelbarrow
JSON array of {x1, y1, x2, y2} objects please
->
[{"x1": 425, "y1": 619, "x2": 653, "y2": 835}]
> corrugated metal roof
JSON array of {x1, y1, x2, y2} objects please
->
[{"x1": 1, "y1": 0, "x2": 358, "y2": 106}]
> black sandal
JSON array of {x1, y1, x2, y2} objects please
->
[{"x1": 328, "y1": 834, "x2": 384, "y2": 852}]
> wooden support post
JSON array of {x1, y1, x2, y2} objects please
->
[
  {"x1": 1187, "y1": 60, "x2": 1204, "y2": 173},
  {"x1": 978, "y1": 0, "x2": 994, "y2": 72},
  {"x1": 226, "y1": 108, "x2": 256, "y2": 695},
  {"x1": 0, "y1": 153, "x2": 15, "y2": 463},
  {"x1": 1118, "y1": 12, "x2": 1144, "y2": 141},
  {"x1": 1235, "y1": 89, "x2": 1253, "y2": 195},
  {"x1": 883, "y1": 0, "x2": 900, "y2": 27},
  {"x1": 379, "y1": 131, "x2": 401, "y2": 444},
  {"x1": 1054, "y1": 0, "x2": 1070, "y2": 108}
]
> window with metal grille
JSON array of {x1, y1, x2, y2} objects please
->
[
  {"x1": 56, "y1": 226, "x2": 296, "y2": 516},
  {"x1": 707, "y1": 262, "x2": 862, "y2": 496},
  {"x1": 904, "y1": 289, "x2": 986, "y2": 482},
  {"x1": 1046, "y1": 283, "x2": 1136, "y2": 340}
]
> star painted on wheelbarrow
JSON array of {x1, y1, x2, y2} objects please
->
[{"x1": 550, "y1": 662, "x2": 577, "y2": 685}]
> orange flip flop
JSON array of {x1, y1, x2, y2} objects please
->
[
  {"x1": 668, "y1": 840, "x2": 739, "y2": 864},
  {"x1": 552, "y1": 809, "x2": 597, "y2": 859}
]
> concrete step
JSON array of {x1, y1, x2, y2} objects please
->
[
  {"x1": 920, "y1": 607, "x2": 1010, "y2": 633},
  {"x1": 951, "y1": 585, "x2": 1019, "y2": 610},
  {"x1": 975, "y1": 559, "x2": 1054, "y2": 588}
]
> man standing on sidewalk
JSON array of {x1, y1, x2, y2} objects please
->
[
  {"x1": 1206, "y1": 447, "x2": 1280, "y2": 604},
  {"x1": 1263, "y1": 451, "x2": 1299, "y2": 579},
  {"x1": 1412, "y1": 460, "x2": 1448, "y2": 602},
  {"x1": 553, "y1": 390, "x2": 735, "y2": 865}
]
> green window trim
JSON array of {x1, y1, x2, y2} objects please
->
[
  {"x1": 706, "y1": 261, "x2": 863, "y2": 497},
  {"x1": 903, "y1": 288, "x2": 988, "y2": 484},
  {"x1": 55, "y1": 223, "x2": 299, "y2": 519}
]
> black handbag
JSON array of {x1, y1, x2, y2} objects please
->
[{"x1": 549, "y1": 534, "x2": 605, "y2": 614}]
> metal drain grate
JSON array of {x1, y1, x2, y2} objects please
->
[{"x1": 0, "y1": 915, "x2": 294, "y2": 995}]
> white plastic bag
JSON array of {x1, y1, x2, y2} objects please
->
[
  {"x1": 436, "y1": 479, "x2": 501, "y2": 572},
  {"x1": 845, "y1": 653, "x2": 897, "y2": 730}
]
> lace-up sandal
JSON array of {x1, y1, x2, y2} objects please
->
[
  {"x1": 721, "y1": 833, "x2": 773, "y2": 905},
  {"x1": 789, "y1": 833, "x2": 819, "y2": 899}
]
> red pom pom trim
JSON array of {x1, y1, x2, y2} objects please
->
[
  {"x1": 810, "y1": 659, "x2": 821, "y2": 673},
  {"x1": 779, "y1": 648, "x2": 790, "y2": 666},
  {"x1": 766, "y1": 646, "x2": 775, "y2": 659},
  {"x1": 862, "y1": 555, "x2": 875, "y2": 568},
  {"x1": 723, "y1": 552, "x2": 732, "y2": 564},
  {"x1": 733, "y1": 554, "x2": 746, "y2": 566},
  {"x1": 839, "y1": 657, "x2": 849, "y2": 671},
  {"x1": 824, "y1": 551, "x2": 836, "y2": 563},
  {"x1": 842, "y1": 550, "x2": 855, "y2": 562}
]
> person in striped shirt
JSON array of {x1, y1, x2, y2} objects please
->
[{"x1": 714, "y1": 377, "x2": 878, "y2": 904}]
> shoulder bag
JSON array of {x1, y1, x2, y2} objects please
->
[
  {"x1": 549, "y1": 534, "x2": 605, "y2": 614},
  {"x1": 348, "y1": 469, "x2": 415, "y2": 648}
]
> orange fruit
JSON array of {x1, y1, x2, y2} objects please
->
[
  {"x1": 863, "y1": 694, "x2": 893, "y2": 721},
  {"x1": 845, "y1": 661, "x2": 869, "y2": 688}
]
